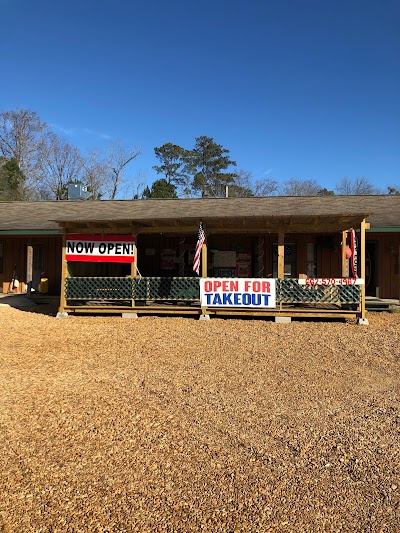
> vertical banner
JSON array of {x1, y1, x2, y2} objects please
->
[{"x1": 349, "y1": 229, "x2": 358, "y2": 278}]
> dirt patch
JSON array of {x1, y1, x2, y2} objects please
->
[{"x1": 0, "y1": 307, "x2": 399, "y2": 532}]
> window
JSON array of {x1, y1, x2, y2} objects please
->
[{"x1": 272, "y1": 243, "x2": 297, "y2": 278}]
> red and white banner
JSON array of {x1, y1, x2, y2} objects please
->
[
  {"x1": 66, "y1": 234, "x2": 136, "y2": 263},
  {"x1": 349, "y1": 229, "x2": 358, "y2": 278}
]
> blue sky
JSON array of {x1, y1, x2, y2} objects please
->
[{"x1": 1, "y1": 0, "x2": 399, "y2": 194}]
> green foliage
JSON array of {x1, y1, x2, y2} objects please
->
[
  {"x1": 317, "y1": 188, "x2": 335, "y2": 196},
  {"x1": 227, "y1": 184, "x2": 254, "y2": 197},
  {"x1": 0, "y1": 158, "x2": 25, "y2": 200},
  {"x1": 186, "y1": 136, "x2": 237, "y2": 197},
  {"x1": 153, "y1": 143, "x2": 188, "y2": 186},
  {"x1": 142, "y1": 179, "x2": 178, "y2": 199},
  {"x1": 388, "y1": 186, "x2": 400, "y2": 195}
]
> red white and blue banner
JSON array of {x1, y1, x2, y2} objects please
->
[
  {"x1": 193, "y1": 221, "x2": 206, "y2": 275},
  {"x1": 349, "y1": 229, "x2": 358, "y2": 278},
  {"x1": 66, "y1": 234, "x2": 136, "y2": 263},
  {"x1": 200, "y1": 278, "x2": 276, "y2": 308}
]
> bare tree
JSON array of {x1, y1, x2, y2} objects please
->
[
  {"x1": 40, "y1": 134, "x2": 83, "y2": 199},
  {"x1": 106, "y1": 140, "x2": 141, "y2": 200},
  {"x1": 81, "y1": 149, "x2": 110, "y2": 200},
  {"x1": 254, "y1": 176, "x2": 279, "y2": 196},
  {"x1": 335, "y1": 176, "x2": 382, "y2": 195},
  {"x1": 126, "y1": 168, "x2": 148, "y2": 199},
  {"x1": 0, "y1": 109, "x2": 49, "y2": 199},
  {"x1": 281, "y1": 178, "x2": 322, "y2": 196}
]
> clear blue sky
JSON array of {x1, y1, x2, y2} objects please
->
[{"x1": 1, "y1": 0, "x2": 399, "y2": 194}]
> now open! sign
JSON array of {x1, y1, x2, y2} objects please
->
[{"x1": 66, "y1": 234, "x2": 136, "y2": 263}]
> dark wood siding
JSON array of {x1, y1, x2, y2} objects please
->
[{"x1": 1, "y1": 235, "x2": 62, "y2": 294}]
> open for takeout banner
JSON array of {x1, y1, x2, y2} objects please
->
[
  {"x1": 200, "y1": 278, "x2": 276, "y2": 308},
  {"x1": 66, "y1": 234, "x2": 136, "y2": 263}
]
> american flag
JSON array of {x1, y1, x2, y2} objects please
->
[{"x1": 193, "y1": 221, "x2": 206, "y2": 275}]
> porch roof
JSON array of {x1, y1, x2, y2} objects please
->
[{"x1": 55, "y1": 213, "x2": 368, "y2": 234}]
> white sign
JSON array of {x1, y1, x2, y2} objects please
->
[
  {"x1": 298, "y1": 278, "x2": 364, "y2": 286},
  {"x1": 200, "y1": 278, "x2": 276, "y2": 308}
]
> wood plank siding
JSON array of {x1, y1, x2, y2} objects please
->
[{"x1": 0, "y1": 235, "x2": 62, "y2": 294}]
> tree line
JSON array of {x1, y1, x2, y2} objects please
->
[{"x1": 0, "y1": 109, "x2": 398, "y2": 201}]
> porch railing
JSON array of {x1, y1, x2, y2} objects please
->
[
  {"x1": 65, "y1": 277, "x2": 199, "y2": 301},
  {"x1": 65, "y1": 277, "x2": 361, "y2": 306},
  {"x1": 277, "y1": 279, "x2": 361, "y2": 304}
]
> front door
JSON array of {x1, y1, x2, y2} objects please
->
[{"x1": 272, "y1": 243, "x2": 297, "y2": 278}]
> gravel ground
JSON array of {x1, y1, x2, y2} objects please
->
[{"x1": 0, "y1": 306, "x2": 399, "y2": 532}]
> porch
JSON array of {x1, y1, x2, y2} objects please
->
[
  {"x1": 60, "y1": 276, "x2": 363, "y2": 320},
  {"x1": 54, "y1": 200, "x2": 370, "y2": 322}
]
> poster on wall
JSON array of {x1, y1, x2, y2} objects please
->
[
  {"x1": 66, "y1": 234, "x2": 136, "y2": 263},
  {"x1": 161, "y1": 249, "x2": 177, "y2": 270},
  {"x1": 236, "y1": 253, "x2": 252, "y2": 277},
  {"x1": 200, "y1": 278, "x2": 276, "y2": 308},
  {"x1": 213, "y1": 251, "x2": 236, "y2": 268}
]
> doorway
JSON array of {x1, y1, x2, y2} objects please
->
[
  {"x1": 365, "y1": 241, "x2": 378, "y2": 296},
  {"x1": 27, "y1": 244, "x2": 46, "y2": 294},
  {"x1": 272, "y1": 243, "x2": 297, "y2": 278}
]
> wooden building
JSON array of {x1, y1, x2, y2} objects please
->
[{"x1": 0, "y1": 196, "x2": 399, "y2": 320}]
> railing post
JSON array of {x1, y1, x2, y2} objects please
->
[{"x1": 57, "y1": 230, "x2": 69, "y2": 317}]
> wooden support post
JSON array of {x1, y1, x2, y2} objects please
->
[
  {"x1": 179, "y1": 237, "x2": 185, "y2": 277},
  {"x1": 360, "y1": 219, "x2": 367, "y2": 320},
  {"x1": 26, "y1": 245, "x2": 33, "y2": 296},
  {"x1": 57, "y1": 231, "x2": 68, "y2": 317},
  {"x1": 130, "y1": 243, "x2": 137, "y2": 309},
  {"x1": 278, "y1": 226, "x2": 285, "y2": 279},
  {"x1": 131, "y1": 243, "x2": 137, "y2": 278},
  {"x1": 341, "y1": 230, "x2": 348, "y2": 277},
  {"x1": 201, "y1": 243, "x2": 207, "y2": 278}
]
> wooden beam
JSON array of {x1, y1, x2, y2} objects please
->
[
  {"x1": 278, "y1": 225, "x2": 285, "y2": 279},
  {"x1": 58, "y1": 231, "x2": 68, "y2": 314},
  {"x1": 130, "y1": 243, "x2": 137, "y2": 308},
  {"x1": 360, "y1": 219, "x2": 367, "y2": 319},
  {"x1": 26, "y1": 245, "x2": 33, "y2": 296},
  {"x1": 131, "y1": 243, "x2": 137, "y2": 278},
  {"x1": 201, "y1": 243, "x2": 207, "y2": 278},
  {"x1": 341, "y1": 230, "x2": 348, "y2": 277}
]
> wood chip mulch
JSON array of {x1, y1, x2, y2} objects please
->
[{"x1": 0, "y1": 306, "x2": 399, "y2": 532}]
